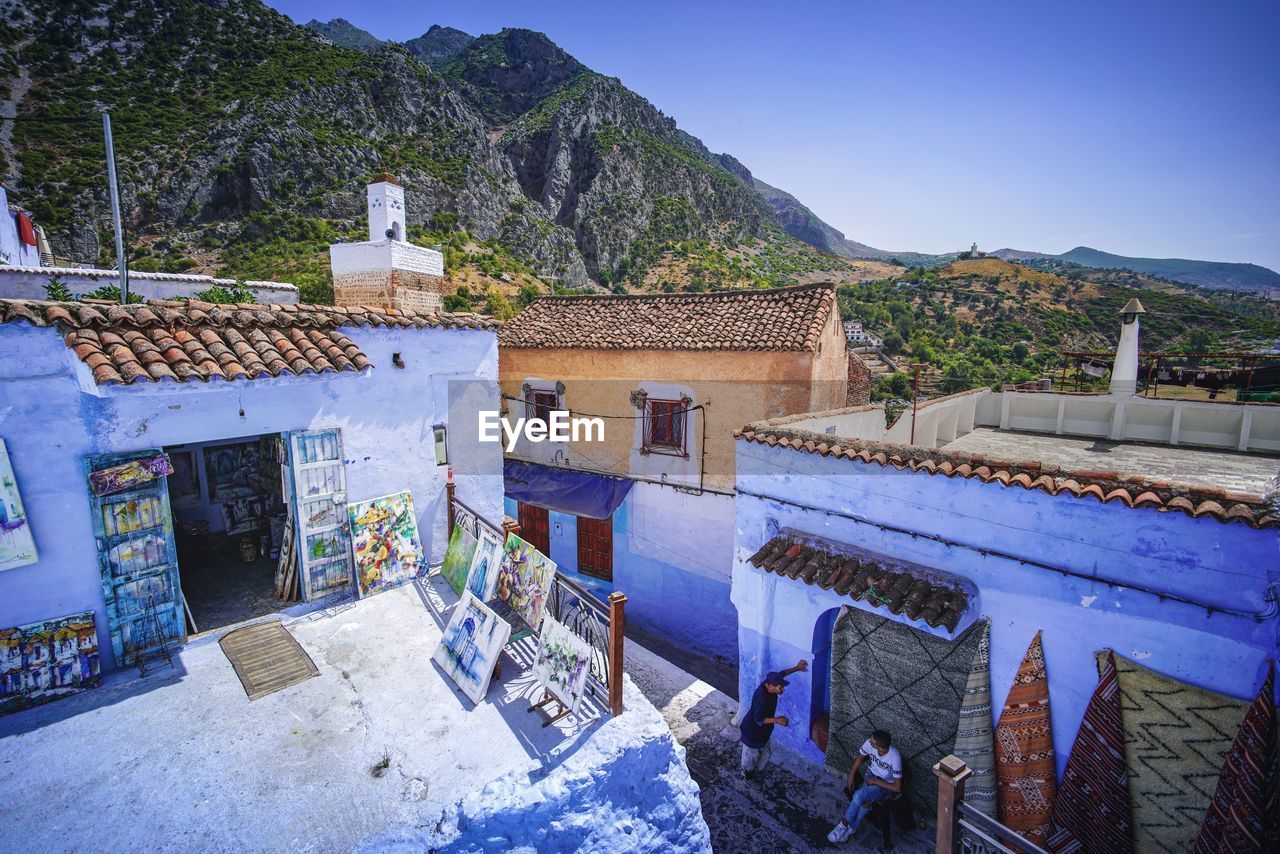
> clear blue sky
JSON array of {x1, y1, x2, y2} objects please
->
[{"x1": 269, "y1": 1, "x2": 1280, "y2": 271}]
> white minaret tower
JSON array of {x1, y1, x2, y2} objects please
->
[
  {"x1": 1110, "y1": 298, "x2": 1146, "y2": 395},
  {"x1": 367, "y1": 174, "x2": 406, "y2": 242},
  {"x1": 330, "y1": 173, "x2": 445, "y2": 310}
]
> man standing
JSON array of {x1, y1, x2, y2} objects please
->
[
  {"x1": 739, "y1": 659, "x2": 808, "y2": 779},
  {"x1": 828, "y1": 729, "x2": 903, "y2": 844}
]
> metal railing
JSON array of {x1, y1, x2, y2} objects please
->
[{"x1": 448, "y1": 489, "x2": 625, "y2": 715}]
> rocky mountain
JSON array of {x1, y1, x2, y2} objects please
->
[
  {"x1": 1, "y1": 0, "x2": 871, "y2": 302},
  {"x1": 405, "y1": 25, "x2": 475, "y2": 68},
  {"x1": 303, "y1": 17, "x2": 387, "y2": 52}
]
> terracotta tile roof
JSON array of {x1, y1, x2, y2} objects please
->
[
  {"x1": 747, "y1": 533, "x2": 971, "y2": 632},
  {"x1": 735, "y1": 425, "x2": 1280, "y2": 529},
  {"x1": 0, "y1": 298, "x2": 497, "y2": 385},
  {"x1": 498, "y1": 283, "x2": 838, "y2": 351}
]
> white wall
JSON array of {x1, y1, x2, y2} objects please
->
[{"x1": 0, "y1": 267, "x2": 298, "y2": 303}]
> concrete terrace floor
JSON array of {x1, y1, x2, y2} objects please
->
[
  {"x1": 625, "y1": 643, "x2": 934, "y2": 853},
  {"x1": 0, "y1": 582, "x2": 621, "y2": 853},
  {"x1": 942, "y1": 427, "x2": 1280, "y2": 494}
]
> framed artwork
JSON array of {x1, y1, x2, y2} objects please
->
[
  {"x1": 1, "y1": 610, "x2": 100, "y2": 716},
  {"x1": 532, "y1": 615, "x2": 594, "y2": 714},
  {"x1": 433, "y1": 591, "x2": 511, "y2": 704},
  {"x1": 0, "y1": 439, "x2": 37, "y2": 571},
  {"x1": 466, "y1": 529, "x2": 504, "y2": 602},
  {"x1": 348, "y1": 491, "x2": 424, "y2": 597},
  {"x1": 204, "y1": 440, "x2": 262, "y2": 500},
  {"x1": 494, "y1": 533, "x2": 556, "y2": 632},
  {"x1": 439, "y1": 525, "x2": 479, "y2": 596}
]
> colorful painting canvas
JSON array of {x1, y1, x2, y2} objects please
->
[
  {"x1": 87, "y1": 453, "x2": 174, "y2": 497},
  {"x1": 532, "y1": 616, "x2": 594, "y2": 714},
  {"x1": 348, "y1": 491, "x2": 424, "y2": 598},
  {"x1": 494, "y1": 533, "x2": 556, "y2": 632},
  {"x1": 1, "y1": 610, "x2": 100, "y2": 716},
  {"x1": 466, "y1": 529, "x2": 504, "y2": 602},
  {"x1": 0, "y1": 439, "x2": 37, "y2": 571},
  {"x1": 439, "y1": 525, "x2": 479, "y2": 595},
  {"x1": 433, "y1": 591, "x2": 511, "y2": 704}
]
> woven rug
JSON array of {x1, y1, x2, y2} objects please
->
[
  {"x1": 825, "y1": 606, "x2": 984, "y2": 814},
  {"x1": 1102, "y1": 651, "x2": 1249, "y2": 853},
  {"x1": 995, "y1": 631, "x2": 1056, "y2": 848},
  {"x1": 1047, "y1": 651, "x2": 1132, "y2": 853},
  {"x1": 952, "y1": 620, "x2": 996, "y2": 817},
  {"x1": 1194, "y1": 665, "x2": 1275, "y2": 854},
  {"x1": 220, "y1": 621, "x2": 319, "y2": 700}
]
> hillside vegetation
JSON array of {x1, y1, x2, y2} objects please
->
[{"x1": 840, "y1": 258, "x2": 1280, "y2": 394}]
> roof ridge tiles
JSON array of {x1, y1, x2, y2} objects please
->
[{"x1": 736, "y1": 423, "x2": 1278, "y2": 528}]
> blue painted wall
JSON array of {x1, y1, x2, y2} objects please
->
[
  {"x1": 732, "y1": 440, "x2": 1280, "y2": 775},
  {"x1": 0, "y1": 322, "x2": 502, "y2": 672},
  {"x1": 505, "y1": 485, "x2": 740, "y2": 665}
]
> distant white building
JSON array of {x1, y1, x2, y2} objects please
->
[
  {"x1": 842, "y1": 320, "x2": 882, "y2": 348},
  {"x1": 328, "y1": 175, "x2": 447, "y2": 311}
]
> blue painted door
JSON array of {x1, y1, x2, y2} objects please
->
[
  {"x1": 286, "y1": 429, "x2": 354, "y2": 601},
  {"x1": 86, "y1": 451, "x2": 185, "y2": 667}
]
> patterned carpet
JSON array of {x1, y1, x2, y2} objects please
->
[
  {"x1": 952, "y1": 620, "x2": 995, "y2": 816},
  {"x1": 825, "y1": 606, "x2": 985, "y2": 815},
  {"x1": 1195, "y1": 665, "x2": 1275, "y2": 853},
  {"x1": 1048, "y1": 651, "x2": 1132, "y2": 853},
  {"x1": 1102, "y1": 651, "x2": 1249, "y2": 853},
  {"x1": 994, "y1": 631, "x2": 1056, "y2": 848}
]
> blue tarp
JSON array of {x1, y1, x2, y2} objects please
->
[{"x1": 503, "y1": 459, "x2": 634, "y2": 520}]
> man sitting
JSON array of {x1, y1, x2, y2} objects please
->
[{"x1": 827, "y1": 729, "x2": 903, "y2": 844}]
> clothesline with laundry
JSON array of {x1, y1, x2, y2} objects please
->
[{"x1": 0, "y1": 184, "x2": 52, "y2": 268}]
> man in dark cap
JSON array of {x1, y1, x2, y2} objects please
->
[{"x1": 739, "y1": 659, "x2": 808, "y2": 779}]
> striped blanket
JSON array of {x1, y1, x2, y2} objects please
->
[
  {"x1": 1047, "y1": 651, "x2": 1132, "y2": 852},
  {"x1": 995, "y1": 631, "x2": 1056, "y2": 847}
]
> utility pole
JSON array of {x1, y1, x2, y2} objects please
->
[
  {"x1": 909, "y1": 362, "x2": 926, "y2": 444},
  {"x1": 102, "y1": 111, "x2": 128, "y2": 304}
]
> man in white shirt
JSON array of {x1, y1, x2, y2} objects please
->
[{"x1": 827, "y1": 729, "x2": 903, "y2": 844}]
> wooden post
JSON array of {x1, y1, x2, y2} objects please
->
[
  {"x1": 445, "y1": 480, "x2": 456, "y2": 539},
  {"x1": 608, "y1": 591, "x2": 627, "y2": 716},
  {"x1": 933, "y1": 754, "x2": 972, "y2": 854}
]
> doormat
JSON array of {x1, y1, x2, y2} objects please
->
[
  {"x1": 219, "y1": 621, "x2": 319, "y2": 700},
  {"x1": 825, "y1": 606, "x2": 985, "y2": 815}
]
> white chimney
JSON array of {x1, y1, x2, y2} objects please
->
[
  {"x1": 1110, "y1": 298, "x2": 1146, "y2": 395},
  {"x1": 367, "y1": 176, "x2": 405, "y2": 243}
]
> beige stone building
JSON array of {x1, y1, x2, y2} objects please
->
[{"x1": 497, "y1": 284, "x2": 856, "y2": 668}]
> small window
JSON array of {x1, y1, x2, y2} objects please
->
[
  {"x1": 643, "y1": 399, "x2": 688, "y2": 457},
  {"x1": 526, "y1": 389, "x2": 558, "y2": 423}
]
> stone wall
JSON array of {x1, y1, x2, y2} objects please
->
[
  {"x1": 845, "y1": 352, "x2": 872, "y2": 405},
  {"x1": 329, "y1": 240, "x2": 446, "y2": 311}
]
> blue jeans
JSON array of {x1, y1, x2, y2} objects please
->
[{"x1": 844, "y1": 781, "x2": 893, "y2": 830}]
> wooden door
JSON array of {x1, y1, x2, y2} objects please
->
[
  {"x1": 287, "y1": 429, "x2": 353, "y2": 601},
  {"x1": 576, "y1": 514, "x2": 613, "y2": 581},
  {"x1": 86, "y1": 451, "x2": 185, "y2": 666},
  {"x1": 517, "y1": 502, "x2": 550, "y2": 556}
]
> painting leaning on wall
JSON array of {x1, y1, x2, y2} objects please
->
[{"x1": 0, "y1": 438, "x2": 37, "y2": 571}]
